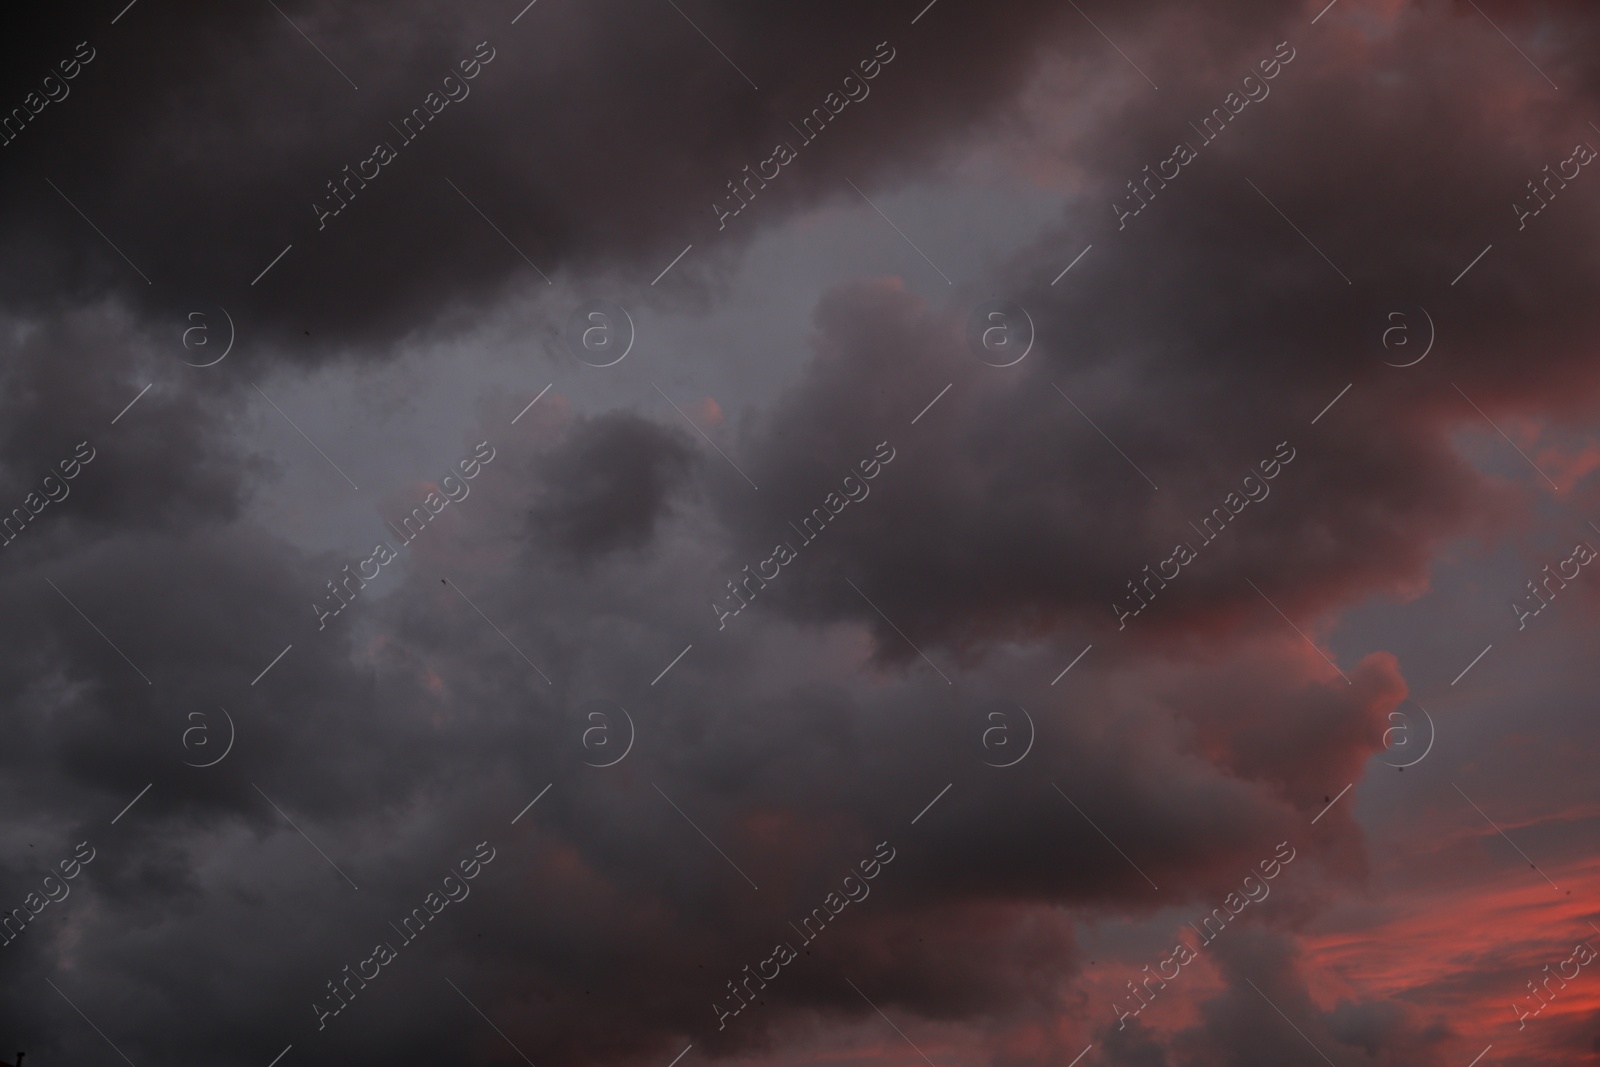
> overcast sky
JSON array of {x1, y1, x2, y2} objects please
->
[{"x1": 3, "y1": 2, "x2": 1600, "y2": 1066}]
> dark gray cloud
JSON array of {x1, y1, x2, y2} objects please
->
[
  {"x1": 528, "y1": 412, "x2": 697, "y2": 560},
  {"x1": 0, "y1": 0, "x2": 1091, "y2": 350},
  {"x1": 5, "y1": 2, "x2": 1600, "y2": 1067}
]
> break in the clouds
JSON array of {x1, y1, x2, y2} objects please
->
[{"x1": 5, "y1": 2, "x2": 1600, "y2": 1067}]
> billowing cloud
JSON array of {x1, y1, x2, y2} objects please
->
[{"x1": 5, "y1": 2, "x2": 1600, "y2": 1067}]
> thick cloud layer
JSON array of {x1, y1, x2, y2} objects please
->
[
  {"x1": 4, "y1": 2, "x2": 1600, "y2": 1067},
  {"x1": 0, "y1": 0, "x2": 1092, "y2": 348}
]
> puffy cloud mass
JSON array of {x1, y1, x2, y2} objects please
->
[{"x1": 4, "y1": 2, "x2": 1600, "y2": 1067}]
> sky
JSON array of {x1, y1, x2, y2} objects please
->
[{"x1": 2, "y1": 1, "x2": 1599, "y2": 1066}]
